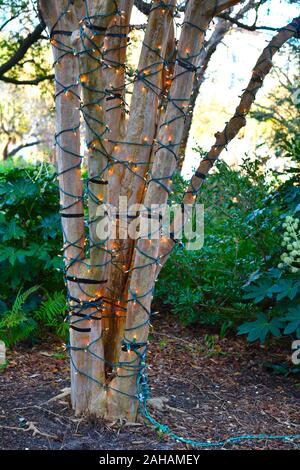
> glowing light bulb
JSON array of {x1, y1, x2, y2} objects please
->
[{"x1": 80, "y1": 74, "x2": 88, "y2": 83}]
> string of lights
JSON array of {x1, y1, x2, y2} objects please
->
[{"x1": 40, "y1": 0, "x2": 300, "y2": 448}]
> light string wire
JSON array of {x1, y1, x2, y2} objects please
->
[{"x1": 45, "y1": 0, "x2": 300, "y2": 448}]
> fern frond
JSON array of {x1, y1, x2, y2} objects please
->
[
  {"x1": 11, "y1": 285, "x2": 40, "y2": 316},
  {"x1": 0, "y1": 286, "x2": 40, "y2": 346},
  {"x1": 35, "y1": 291, "x2": 67, "y2": 325}
]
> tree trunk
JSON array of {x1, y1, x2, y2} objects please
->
[{"x1": 178, "y1": 0, "x2": 257, "y2": 168}]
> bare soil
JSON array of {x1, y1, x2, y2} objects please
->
[{"x1": 0, "y1": 316, "x2": 299, "y2": 450}]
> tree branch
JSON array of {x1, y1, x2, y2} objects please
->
[
  {"x1": 218, "y1": 12, "x2": 279, "y2": 31},
  {"x1": 184, "y1": 15, "x2": 300, "y2": 204},
  {"x1": 134, "y1": 0, "x2": 187, "y2": 14},
  {"x1": 0, "y1": 14, "x2": 20, "y2": 32},
  {"x1": 8, "y1": 140, "x2": 43, "y2": 158},
  {"x1": 0, "y1": 74, "x2": 54, "y2": 86},
  {"x1": 179, "y1": 0, "x2": 257, "y2": 165},
  {"x1": 0, "y1": 21, "x2": 46, "y2": 78},
  {"x1": 134, "y1": 0, "x2": 152, "y2": 15}
]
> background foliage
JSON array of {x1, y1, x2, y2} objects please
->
[{"x1": 0, "y1": 160, "x2": 66, "y2": 345}]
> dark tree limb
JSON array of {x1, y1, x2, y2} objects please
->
[
  {"x1": 134, "y1": 0, "x2": 187, "y2": 14},
  {"x1": 0, "y1": 14, "x2": 20, "y2": 32},
  {"x1": 134, "y1": 0, "x2": 152, "y2": 15},
  {"x1": 0, "y1": 20, "x2": 46, "y2": 78},
  {"x1": 6, "y1": 140, "x2": 43, "y2": 159},
  {"x1": 218, "y1": 12, "x2": 279, "y2": 31},
  {"x1": 0, "y1": 74, "x2": 54, "y2": 86}
]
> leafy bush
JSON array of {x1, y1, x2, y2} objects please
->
[
  {"x1": 238, "y1": 212, "x2": 300, "y2": 344},
  {"x1": 156, "y1": 157, "x2": 280, "y2": 329},
  {"x1": 0, "y1": 160, "x2": 66, "y2": 345},
  {"x1": 0, "y1": 160, "x2": 63, "y2": 301},
  {"x1": 158, "y1": 137, "x2": 300, "y2": 346}
]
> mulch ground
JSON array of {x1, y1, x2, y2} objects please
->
[{"x1": 0, "y1": 315, "x2": 300, "y2": 450}]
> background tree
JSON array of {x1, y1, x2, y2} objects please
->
[
  {"x1": 0, "y1": 0, "x2": 54, "y2": 85},
  {"x1": 0, "y1": 83, "x2": 54, "y2": 160},
  {"x1": 250, "y1": 45, "x2": 300, "y2": 162}
]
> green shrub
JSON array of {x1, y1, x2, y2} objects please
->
[
  {"x1": 156, "y1": 157, "x2": 280, "y2": 329},
  {"x1": 0, "y1": 160, "x2": 66, "y2": 345},
  {"x1": 0, "y1": 160, "x2": 63, "y2": 300},
  {"x1": 238, "y1": 213, "x2": 300, "y2": 344}
]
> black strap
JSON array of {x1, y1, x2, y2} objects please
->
[
  {"x1": 89, "y1": 178, "x2": 108, "y2": 185},
  {"x1": 106, "y1": 92, "x2": 122, "y2": 101},
  {"x1": 176, "y1": 58, "x2": 197, "y2": 72},
  {"x1": 195, "y1": 171, "x2": 206, "y2": 180},
  {"x1": 66, "y1": 276, "x2": 108, "y2": 285},
  {"x1": 50, "y1": 30, "x2": 73, "y2": 37},
  {"x1": 106, "y1": 33, "x2": 127, "y2": 38},
  {"x1": 85, "y1": 22, "x2": 107, "y2": 32},
  {"x1": 70, "y1": 311, "x2": 102, "y2": 321},
  {"x1": 70, "y1": 324, "x2": 91, "y2": 333},
  {"x1": 60, "y1": 213, "x2": 84, "y2": 218}
]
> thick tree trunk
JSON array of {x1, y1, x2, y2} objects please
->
[{"x1": 39, "y1": 0, "x2": 241, "y2": 423}]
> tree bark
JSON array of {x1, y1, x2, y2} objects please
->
[
  {"x1": 39, "y1": 0, "x2": 299, "y2": 424},
  {"x1": 178, "y1": 0, "x2": 257, "y2": 168},
  {"x1": 106, "y1": 0, "x2": 241, "y2": 422}
]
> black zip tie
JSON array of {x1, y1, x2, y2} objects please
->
[
  {"x1": 60, "y1": 213, "x2": 84, "y2": 218},
  {"x1": 106, "y1": 92, "x2": 123, "y2": 101},
  {"x1": 121, "y1": 340, "x2": 146, "y2": 352},
  {"x1": 195, "y1": 171, "x2": 206, "y2": 180},
  {"x1": 50, "y1": 30, "x2": 73, "y2": 37},
  {"x1": 66, "y1": 276, "x2": 108, "y2": 285},
  {"x1": 70, "y1": 311, "x2": 102, "y2": 321},
  {"x1": 85, "y1": 22, "x2": 107, "y2": 32},
  {"x1": 106, "y1": 32, "x2": 127, "y2": 38},
  {"x1": 115, "y1": 213, "x2": 138, "y2": 220},
  {"x1": 176, "y1": 58, "x2": 197, "y2": 72},
  {"x1": 89, "y1": 178, "x2": 109, "y2": 185},
  {"x1": 70, "y1": 325, "x2": 91, "y2": 333}
]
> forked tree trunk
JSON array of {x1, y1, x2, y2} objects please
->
[
  {"x1": 178, "y1": 0, "x2": 257, "y2": 166},
  {"x1": 39, "y1": 0, "x2": 300, "y2": 422}
]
